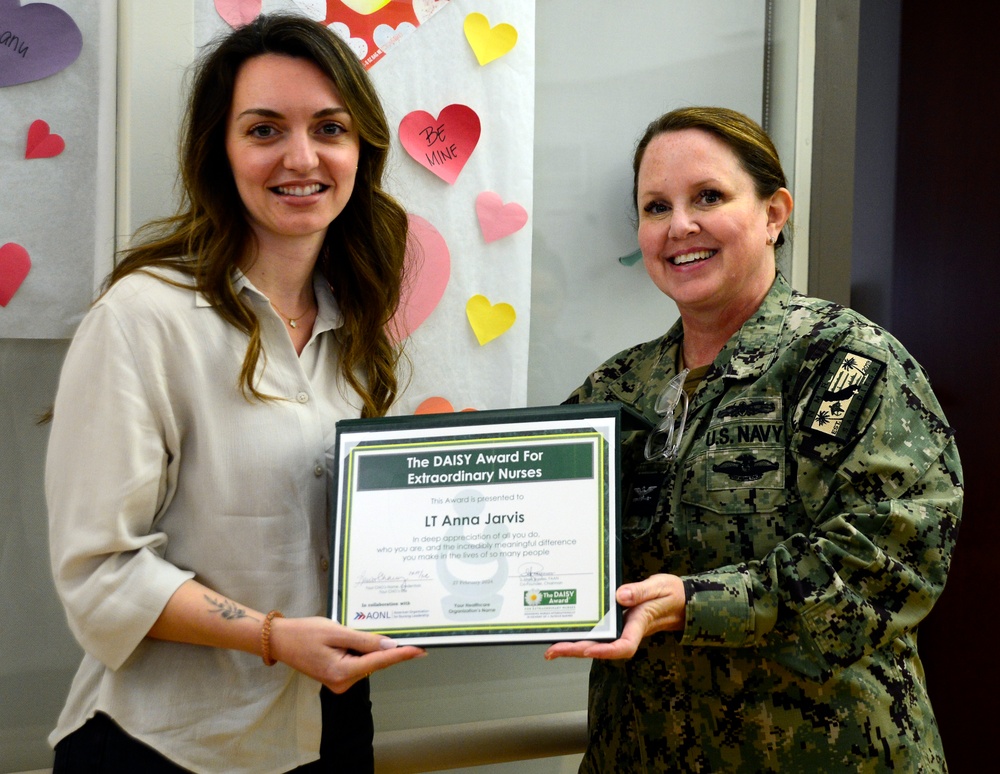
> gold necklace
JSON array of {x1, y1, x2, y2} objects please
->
[{"x1": 269, "y1": 297, "x2": 314, "y2": 329}]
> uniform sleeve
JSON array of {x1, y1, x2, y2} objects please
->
[
  {"x1": 563, "y1": 361, "x2": 606, "y2": 406},
  {"x1": 46, "y1": 302, "x2": 193, "y2": 670},
  {"x1": 679, "y1": 337, "x2": 963, "y2": 680}
]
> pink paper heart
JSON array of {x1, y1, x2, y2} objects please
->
[
  {"x1": 0, "y1": 242, "x2": 32, "y2": 306},
  {"x1": 475, "y1": 191, "x2": 528, "y2": 243},
  {"x1": 24, "y1": 119, "x2": 65, "y2": 159},
  {"x1": 388, "y1": 214, "x2": 450, "y2": 341},
  {"x1": 214, "y1": 0, "x2": 262, "y2": 28},
  {"x1": 398, "y1": 105, "x2": 481, "y2": 185}
]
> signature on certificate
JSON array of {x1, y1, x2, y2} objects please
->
[
  {"x1": 356, "y1": 569, "x2": 431, "y2": 591},
  {"x1": 518, "y1": 562, "x2": 558, "y2": 582}
]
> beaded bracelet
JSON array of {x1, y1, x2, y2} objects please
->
[{"x1": 261, "y1": 610, "x2": 284, "y2": 666}]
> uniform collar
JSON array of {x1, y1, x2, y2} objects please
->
[
  {"x1": 605, "y1": 274, "x2": 794, "y2": 419},
  {"x1": 635, "y1": 273, "x2": 796, "y2": 386},
  {"x1": 716, "y1": 272, "x2": 793, "y2": 381}
]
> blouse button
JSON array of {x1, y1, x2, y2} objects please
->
[
  {"x1": 321, "y1": 557, "x2": 330, "y2": 572},
  {"x1": 314, "y1": 465, "x2": 324, "y2": 478},
  {"x1": 296, "y1": 391, "x2": 309, "y2": 404}
]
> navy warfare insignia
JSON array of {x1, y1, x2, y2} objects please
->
[
  {"x1": 717, "y1": 399, "x2": 776, "y2": 419},
  {"x1": 712, "y1": 453, "x2": 779, "y2": 482},
  {"x1": 803, "y1": 348, "x2": 885, "y2": 441}
]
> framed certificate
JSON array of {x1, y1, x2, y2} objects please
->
[{"x1": 330, "y1": 404, "x2": 624, "y2": 646}]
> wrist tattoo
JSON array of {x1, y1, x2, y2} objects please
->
[{"x1": 204, "y1": 594, "x2": 256, "y2": 621}]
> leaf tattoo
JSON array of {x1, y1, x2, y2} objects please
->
[{"x1": 204, "y1": 594, "x2": 254, "y2": 621}]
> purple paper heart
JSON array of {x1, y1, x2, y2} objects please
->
[{"x1": 0, "y1": 0, "x2": 83, "y2": 87}]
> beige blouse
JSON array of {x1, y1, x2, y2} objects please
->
[{"x1": 46, "y1": 268, "x2": 361, "y2": 773}]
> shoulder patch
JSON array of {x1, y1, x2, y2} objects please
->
[{"x1": 802, "y1": 348, "x2": 885, "y2": 441}]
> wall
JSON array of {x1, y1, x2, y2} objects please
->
[
  {"x1": 888, "y1": 4, "x2": 999, "y2": 770},
  {"x1": 831, "y1": 2, "x2": 995, "y2": 768},
  {"x1": 843, "y1": 4, "x2": 996, "y2": 767},
  {"x1": 849, "y1": 0, "x2": 899, "y2": 329}
]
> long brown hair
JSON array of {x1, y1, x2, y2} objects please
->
[
  {"x1": 111, "y1": 13, "x2": 408, "y2": 417},
  {"x1": 632, "y1": 106, "x2": 789, "y2": 246}
]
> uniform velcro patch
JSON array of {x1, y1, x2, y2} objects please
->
[{"x1": 802, "y1": 348, "x2": 885, "y2": 441}]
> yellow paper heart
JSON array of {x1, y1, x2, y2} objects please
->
[
  {"x1": 463, "y1": 12, "x2": 518, "y2": 66},
  {"x1": 466, "y1": 294, "x2": 516, "y2": 346},
  {"x1": 340, "y1": 0, "x2": 392, "y2": 15}
]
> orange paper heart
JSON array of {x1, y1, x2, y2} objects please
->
[{"x1": 414, "y1": 397, "x2": 476, "y2": 415}]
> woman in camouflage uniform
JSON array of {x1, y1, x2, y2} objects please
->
[{"x1": 545, "y1": 107, "x2": 962, "y2": 773}]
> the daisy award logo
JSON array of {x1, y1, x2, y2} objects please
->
[{"x1": 523, "y1": 589, "x2": 576, "y2": 606}]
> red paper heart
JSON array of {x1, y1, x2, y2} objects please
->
[
  {"x1": 0, "y1": 243, "x2": 32, "y2": 306},
  {"x1": 476, "y1": 191, "x2": 529, "y2": 243},
  {"x1": 398, "y1": 104, "x2": 480, "y2": 184},
  {"x1": 25, "y1": 120, "x2": 65, "y2": 159},
  {"x1": 388, "y1": 214, "x2": 450, "y2": 341}
]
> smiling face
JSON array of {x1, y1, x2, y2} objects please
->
[
  {"x1": 636, "y1": 128, "x2": 790, "y2": 322},
  {"x1": 225, "y1": 53, "x2": 361, "y2": 257}
]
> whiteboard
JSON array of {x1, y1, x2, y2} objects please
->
[{"x1": 529, "y1": 0, "x2": 766, "y2": 406}]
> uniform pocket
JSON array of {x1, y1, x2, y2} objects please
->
[{"x1": 678, "y1": 447, "x2": 798, "y2": 567}]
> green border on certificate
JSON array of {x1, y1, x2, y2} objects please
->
[{"x1": 330, "y1": 404, "x2": 625, "y2": 646}]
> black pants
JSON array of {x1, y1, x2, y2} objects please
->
[{"x1": 52, "y1": 681, "x2": 374, "y2": 773}]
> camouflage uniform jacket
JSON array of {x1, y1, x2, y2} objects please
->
[{"x1": 565, "y1": 274, "x2": 962, "y2": 773}]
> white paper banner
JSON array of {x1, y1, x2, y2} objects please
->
[
  {"x1": 0, "y1": 0, "x2": 116, "y2": 339},
  {"x1": 195, "y1": 0, "x2": 535, "y2": 413}
]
